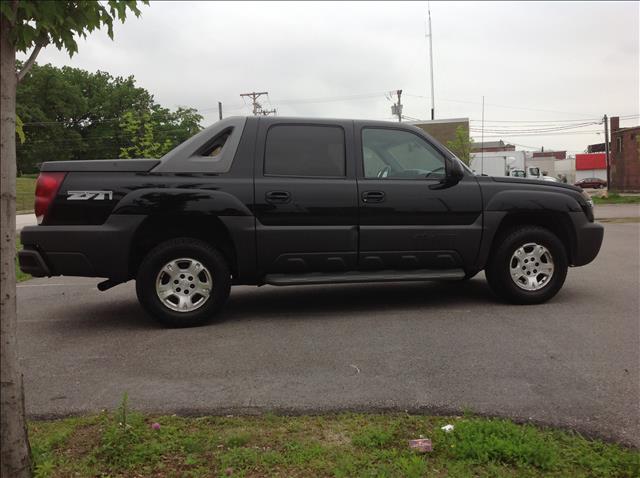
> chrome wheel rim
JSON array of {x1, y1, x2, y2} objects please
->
[
  {"x1": 155, "y1": 258, "x2": 212, "y2": 312},
  {"x1": 509, "y1": 242, "x2": 554, "y2": 291}
]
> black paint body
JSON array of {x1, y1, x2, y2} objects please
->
[{"x1": 20, "y1": 116, "x2": 604, "y2": 285}]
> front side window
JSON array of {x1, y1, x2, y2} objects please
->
[
  {"x1": 362, "y1": 128, "x2": 446, "y2": 179},
  {"x1": 265, "y1": 125, "x2": 346, "y2": 177}
]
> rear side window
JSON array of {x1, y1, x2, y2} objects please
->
[
  {"x1": 200, "y1": 129, "x2": 231, "y2": 157},
  {"x1": 265, "y1": 125, "x2": 346, "y2": 177}
]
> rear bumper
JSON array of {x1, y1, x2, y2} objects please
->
[
  {"x1": 570, "y1": 212, "x2": 604, "y2": 266},
  {"x1": 19, "y1": 215, "x2": 145, "y2": 281},
  {"x1": 18, "y1": 249, "x2": 51, "y2": 277}
]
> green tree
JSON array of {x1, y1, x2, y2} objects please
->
[
  {"x1": 152, "y1": 106, "x2": 203, "y2": 147},
  {"x1": 16, "y1": 63, "x2": 202, "y2": 171},
  {"x1": 118, "y1": 110, "x2": 173, "y2": 158},
  {"x1": 0, "y1": 2, "x2": 146, "y2": 476},
  {"x1": 119, "y1": 106, "x2": 203, "y2": 159},
  {"x1": 446, "y1": 125, "x2": 475, "y2": 166}
]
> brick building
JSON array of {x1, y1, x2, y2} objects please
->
[
  {"x1": 471, "y1": 140, "x2": 515, "y2": 153},
  {"x1": 587, "y1": 142, "x2": 608, "y2": 153},
  {"x1": 609, "y1": 116, "x2": 640, "y2": 192},
  {"x1": 409, "y1": 118, "x2": 469, "y2": 147},
  {"x1": 532, "y1": 150, "x2": 567, "y2": 160}
]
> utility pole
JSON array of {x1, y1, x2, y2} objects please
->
[
  {"x1": 427, "y1": 4, "x2": 435, "y2": 120},
  {"x1": 481, "y1": 95, "x2": 485, "y2": 175},
  {"x1": 391, "y1": 89, "x2": 403, "y2": 122},
  {"x1": 259, "y1": 108, "x2": 277, "y2": 116},
  {"x1": 239, "y1": 91, "x2": 269, "y2": 116},
  {"x1": 218, "y1": 101, "x2": 223, "y2": 120},
  {"x1": 604, "y1": 114, "x2": 610, "y2": 187}
]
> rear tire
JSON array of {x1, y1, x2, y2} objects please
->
[
  {"x1": 485, "y1": 226, "x2": 568, "y2": 304},
  {"x1": 136, "y1": 238, "x2": 231, "y2": 327}
]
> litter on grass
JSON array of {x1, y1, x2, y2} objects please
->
[
  {"x1": 408, "y1": 438, "x2": 433, "y2": 452},
  {"x1": 441, "y1": 424, "x2": 454, "y2": 432}
]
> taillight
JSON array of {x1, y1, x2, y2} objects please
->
[{"x1": 34, "y1": 172, "x2": 66, "y2": 224}]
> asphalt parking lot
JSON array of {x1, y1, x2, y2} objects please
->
[{"x1": 17, "y1": 221, "x2": 639, "y2": 447}]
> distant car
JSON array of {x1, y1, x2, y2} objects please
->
[{"x1": 575, "y1": 178, "x2": 607, "y2": 189}]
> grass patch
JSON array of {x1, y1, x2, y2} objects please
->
[
  {"x1": 17, "y1": 175, "x2": 36, "y2": 213},
  {"x1": 16, "y1": 236, "x2": 31, "y2": 282},
  {"x1": 27, "y1": 410, "x2": 639, "y2": 478},
  {"x1": 352, "y1": 425, "x2": 396, "y2": 449},
  {"x1": 592, "y1": 193, "x2": 640, "y2": 205}
]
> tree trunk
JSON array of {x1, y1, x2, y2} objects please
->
[{"x1": 0, "y1": 14, "x2": 32, "y2": 478}]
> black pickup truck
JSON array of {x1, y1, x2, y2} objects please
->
[{"x1": 20, "y1": 116, "x2": 604, "y2": 327}]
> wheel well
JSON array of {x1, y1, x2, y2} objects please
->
[
  {"x1": 128, "y1": 215, "x2": 237, "y2": 279},
  {"x1": 490, "y1": 212, "x2": 576, "y2": 264}
]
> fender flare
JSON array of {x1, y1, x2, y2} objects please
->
[
  {"x1": 485, "y1": 189, "x2": 583, "y2": 214},
  {"x1": 476, "y1": 190, "x2": 583, "y2": 269},
  {"x1": 113, "y1": 188, "x2": 257, "y2": 282}
]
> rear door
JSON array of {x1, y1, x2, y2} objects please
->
[
  {"x1": 253, "y1": 118, "x2": 358, "y2": 274},
  {"x1": 355, "y1": 124, "x2": 483, "y2": 270}
]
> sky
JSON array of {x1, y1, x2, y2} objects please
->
[{"x1": 21, "y1": 1, "x2": 640, "y2": 154}]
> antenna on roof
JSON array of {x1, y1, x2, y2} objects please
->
[{"x1": 427, "y1": 2, "x2": 435, "y2": 120}]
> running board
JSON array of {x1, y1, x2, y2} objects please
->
[{"x1": 264, "y1": 268, "x2": 465, "y2": 286}]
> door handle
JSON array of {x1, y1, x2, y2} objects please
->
[
  {"x1": 265, "y1": 191, "x2": 291, "y2": 204},
  {"x1": 362, "y1": 191, "x2": 385, "y2": 203}
]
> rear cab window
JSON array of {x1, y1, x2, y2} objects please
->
[{"x1": 264, "y1": 125, "x2": 346, "y2": 177}]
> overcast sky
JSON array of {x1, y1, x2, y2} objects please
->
[{"x1": 22, "y1": 1, "x2": 639, "y2": 153}]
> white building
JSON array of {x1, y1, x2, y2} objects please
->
[{"x1": 470, "y1": 151, "x2": 526, "y2": 176}]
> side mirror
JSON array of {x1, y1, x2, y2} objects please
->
[
  {"x1": 447, "y1": 159, "x2": 465, "y2": 183},
  {"x1": 430, "y1": 159, "x2": 464, "y2": 189}
]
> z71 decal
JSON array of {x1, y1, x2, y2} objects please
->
[{"x1": 67, "y1": 190, "x2": 113, "y2": 201}]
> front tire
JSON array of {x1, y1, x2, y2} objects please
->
[
  {"x1": 485, "y1": 226, "x2": 568, "y2": 304},
  {"x1": 136, "y1": 238, "x2": 231, "y2": 327}
]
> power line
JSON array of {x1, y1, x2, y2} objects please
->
[
  {"x1": 22, "y1": 118, "x2": 121, "y2": 126},
  {"x1": 199, "y1": 91, "x2": 388, "y2": 112},
  {"x1": 18, "y1": 126, "x2": 196, "y2": 145},
  {"x1": 469, "y1": 118, "x2": 602, "y2": 124},
  {"x1": 469, "y1": 121, "x2": 602, "y2": 134},
  {"x1": 403, "y1": 93, "x2": 601, "y2": 117},
  {"x1": 470, "y1": 115, "x2": 640, "y2": 123},
  {"x1": 509, "y1": 141, "x2": 545, "y2": 149},
  {"x1": 475, "y1": 130, "x2": 603, "y2": 137}
]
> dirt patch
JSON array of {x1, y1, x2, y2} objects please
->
[
  {"x1": 321, "y1": 429, "x2": 351, "y2": 446},
  {"x1": 62, "y1": 423, "x2": 102, "y2": 461}
]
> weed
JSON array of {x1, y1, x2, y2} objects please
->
[
  {"x1": 440, "y1": 418, "x2": 559, "y2": 470},
  {"x1": 352, "y1": 426, "x2": 395, "y2": 449},
  {"x1": 225, "y1": 433, "x2": 251, "y2": 448},
  {"x1": 26, "y1": 412, "x2": 639, "y2": 477}
]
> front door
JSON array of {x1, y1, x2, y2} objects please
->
[
  {"x1": 356, "y1": 125, "x2": 483, "y2": 270},
  {"x1": 254, "y1": 119, "x2": 358, "y2": 274}
]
